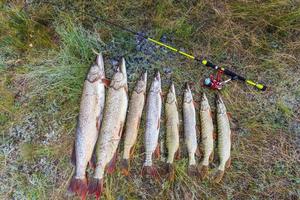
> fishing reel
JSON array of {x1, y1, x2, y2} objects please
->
[{"x1": 203, "y1": 69, "x2": 234, "y2": 90}]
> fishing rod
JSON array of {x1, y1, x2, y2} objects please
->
[{"x1": 33, "y1": 1, "x2": 267, "y2": 91}]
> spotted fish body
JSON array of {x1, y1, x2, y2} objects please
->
[
  {"x1": 89, "y1": 58, "x2": 128, "y2": 199},
  {"x1": 165, "y1": 84, "x2": 180, "y2": 179},
  {"x1": 183, "y1": 83, "x2": 198, "y2": 175},
  {"x1": 198, "y1": 93, "x2": 214, "y2": 179},
  {"x1": 68, "y1": 53, "x2": 105, "y2": 200},
  {"x1": 165, "y1": 84, "x2": 179, "y2": 164},
  {"x1": 214, "y1": 94, "x2": 231, "y2": 183},
  {"x1": 142, "y1": 72, "x2": 162, "y2": 176},
  {"x1": 121, "y1": 72, "x2": 147, "y2": 175}
]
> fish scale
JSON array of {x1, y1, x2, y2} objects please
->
[
  {"x1": 165, "y1": 84, "x2": 179, "y2": 164},
  {"x1": 183, "y1": 83, "x2": 198, "y2": 176},
  {"x1": 142, "y1": 72, "x2": 162, "y2": 176},
  {"x1": 68, "y1": 53, "x2": 106, "y2": 200},
  {"x1": 198, "y1": 93, "x2": 214, "y2": 179},
  {"x1": 214, "y1": 94, "x2": 231, "y2": 183},
  {"x1": 89, "y1": 58, "x2": 128, "y2": 199},
  {"x1": 121, "y1": 72, "x2": 147, "y2": 175}
]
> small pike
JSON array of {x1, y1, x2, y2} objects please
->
[
  {"x1": 142, "y1": 71, "x2": 162, "y2": 177},
  {"x1": 121, "y1": 71, "x2": 147, "y2": 176},
  {"x1": 89, "y1": 58, "x2": 128, "y2": 199},
  {"x1": 183, "y1": 83, "x2": 198, "y2": 176},
  {"x1": 213, "y1": 94, "x2": 231, "y2": 183},
  {"x1": 165, "y1": 83, "x2": 180, "y2": 180},
  {"x1": 198, "y1": 93, "x2": 214, "y2": 180},
  {"x1": 68, "y1": 53, "x2": 106, "y2": 200}
]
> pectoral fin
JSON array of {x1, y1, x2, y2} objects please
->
[
  {"x1": 154, "y1": 144, "x2": 160, "y2": 159},
  {"x1": 102, "y1": 78, "x2": 111, "y2": 87},
  {"x1": 96, "y1": 116, "x2": 101, "y2": 131},
  {"x1": 106, "y1": 152, "x2": 117, "y2": 174},
  {"x1": 175, "y1": 148, "x2": 180, "y2": 160},
  {"x1": 195, "y1": 147, "x2": 202, "y2": 158},
  {"x1": 209, "y1": 151, "x2": 214, "y2": 163},
  {"x1": 118, "y1": 122, "x2": 124, "y2": 137},
  {"x1": 225, "y1": 157, "x2": 231, "y2": 168}
]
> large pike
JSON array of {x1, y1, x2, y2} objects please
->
[
  {"x1": 214, "y1": 94, "x2": 231, "y2": 183},
  {"x1": 142, "y1": 71, "x2": 162, "y2": 177},
  {"x1": 165, "y1": 83, "x2": 180, "y2": 180},
  {"x1": 198, "y1": 93, "x2": 214, "y2": 179},
  {"x1": 68, "y1": 53, "x2": 106, "y2": 200},
  {"x1": 121, "y1": 71, "x2": 147, "y2": 176},
  {"x1": 183, "y1": 83, "x2": 198, "y2": 176},
  {"x1": 88, "y1": 58, "x2": 128, "y2": 199}
]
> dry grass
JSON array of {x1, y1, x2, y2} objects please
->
[{"x1": 0, "y1": 0, "x2": 299, "y2": 199}]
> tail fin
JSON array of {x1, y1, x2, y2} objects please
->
[
  {"x1": 68, "y1": 175, "x2": 88, "y2": 200},
  {"x1": 187, "y1": 165, "x2": 199, "y2": 177},
  {"x1": 213, "y1": 170, "x2": 224, "y2": 183},
  {"x1": 120, "y1": 159, "x2": 130, "y2": 176},
  {"x1": 198, "y1": 165, "x2": 209, "y2": 180},
  {"x1": 165, "y1": 163, "x2": 175, "y2": 181},
  {"x1": 141, "y1": 165, "x2": 159, "y2": 178},
  {"x1": 88, "y1": 178, "x2": 104, "y2": 200}
]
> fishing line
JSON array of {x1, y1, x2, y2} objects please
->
[{"x1": 27, "y1": 1, "x2": 267, "y2": 91}]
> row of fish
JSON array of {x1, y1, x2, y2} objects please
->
[{"x1": 68, "y1": 53, "x2": 232, "y2": 200}]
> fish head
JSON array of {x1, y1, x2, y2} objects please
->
[
  {"x1": 183, "y1": 83, "x2": 193, "y2": 103},
  {"x1": 111, "y1": 58, "x2": 128, "y2": 89},
  {"x1": 134, "y1": 71, "x2": 147, "y2": 93},
  {"x1": 200, "y1": 93, "x2": 210, "y2": 111},
  {"x1": 166, "y1": 83, "x2": 176, "y2": 104},
  {"x1": 216, "y1": 94, "x2": 227, "y2": 114},
  {"x1": 87, "y1": 53, "x2": 105, "y2": 82},
  {"x1": 150, "y1": 71, "x2": 161, "y2": 93}
]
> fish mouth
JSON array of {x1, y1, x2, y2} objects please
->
[
  {"x1": 95, "y1": 52, "x2": 105, "y2": 72},
  {"x1": 116, "y1": 58, "x2": 126, "y2": 74},
  {"x1": 202, "y1": 92, "x2": 208, "y2": 102},
  {"x1": 140, "y1": 71, "x2": 147, "y2": 82},
  {"x1": 169, "y1": 83, "x2": 175, "y2": 94},
  {"x1": 154, "y1": 71, "x2": 160, "y2": 81},
  {"x1": 185, "y1": 82, "x2": 191, "y2": 92},
  {"x1": 216, "y1": 93, "x2": 223, "y2": 105}
]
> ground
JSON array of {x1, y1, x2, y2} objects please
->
[{"x1": 0, "y1": 0, "x2": 299, "y2": 200}]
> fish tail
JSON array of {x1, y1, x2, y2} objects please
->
[
  {"x1": 187, "y1": 164, "x2": 198, "y2": 177},
  {"x1": 120, "y1": 159, "x2": 130, "y2": 176},
  {"x1": 213, "y1": 170, "x2": 224, "y2": 183},
  {"x1": 88, "y1": 178, "x2": 104, "y2": 200},
  {"x1": 141, "y1": 165, "x2": 159, "y2": 178},
  {"x1": 198, "y1": 165, "x2": 209, "y2": 180},
  {"x1": 165, "y1": 163, "x2": 175, "y2": 181},
  {"x1": 68, "y1": 175, "x2": 88, "y2": 200}
]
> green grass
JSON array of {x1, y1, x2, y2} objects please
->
[{"x1": 0, "y1": 0, "x2": 299, "y2": 199}]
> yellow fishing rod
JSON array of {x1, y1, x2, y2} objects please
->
[
  {"x1": 147, "y1": 38, "x2": 266, "y2": 91},
  {"x1": 35, "y1": 1, "x2": 267, "y2": 91}
]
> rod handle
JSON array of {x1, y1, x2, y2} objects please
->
[{"x1": 246, "y1": 80, "x2": 267, "y2": 91}]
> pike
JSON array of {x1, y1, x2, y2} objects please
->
[
  {"x1": 213, "y1": 94, "x2": 231, "y2": 183},
  {"x1": 88, "y1": 58, "x2": 128, "y2": 199},
  {"x1": 121, "y1": 71, "x2": 147, "y2": 176},
  {"x1": 165, "y1": 83, "x2": 180, "y2": 180},
  {"x1": 68, "y1": 53, "x2": 106, "y2": 200},
  {"x1": 183, "y1": 83, "x2": 198, "y2": 176},
  {"x1": 142, "y1": 71, "x2": 162, "y2": 177},
  {"x1": 198, "y1": 93, "x2": 214, "y2": 180}
]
